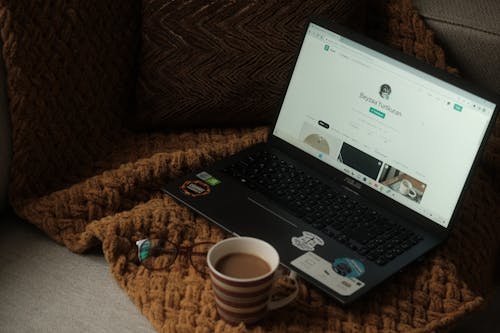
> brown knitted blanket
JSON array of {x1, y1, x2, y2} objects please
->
[{"x1": 2, "y1": 0, "x2": 499, "y2": 332}]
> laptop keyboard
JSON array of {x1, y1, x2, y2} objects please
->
[{"x1": 223, "y1": 150, "x2": 423, "y2": 266}]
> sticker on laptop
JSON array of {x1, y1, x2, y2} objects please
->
[
  {"x1": 291, "y1": 252, "x2": 365, "y2": 296},
  {"x1": 291, "y1": 231, "x2": 325, "y2": 251},
  {"x1": 332, "y1": 258, "x2": 365, "y2": 279},
  {"x1": 196, "y1": 171, "x2": 221, "y2": 186},
  {"x1": 180, "y1": 180, "x2": 211, "y2": 197}
]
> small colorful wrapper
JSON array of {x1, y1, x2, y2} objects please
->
[{"x1": 136, "y1": 239, "x2": 152, "y2": 262}]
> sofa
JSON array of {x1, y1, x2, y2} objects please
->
[{"x1": 1, "y1": 0, "x2": 499, "y2": 332}]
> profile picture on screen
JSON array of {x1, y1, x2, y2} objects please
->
[{"x1": 379, "y1": 84, "x2": 391, "y2": 99}]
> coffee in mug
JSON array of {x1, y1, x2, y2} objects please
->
[
  {"x1": 215, "y1": 252, "x2": 271, "y2": 279},
  {"x1": 207, "y1": 237, "x2": 298, "y2": 324}
]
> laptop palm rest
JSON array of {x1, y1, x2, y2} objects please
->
[
  {"x1": 166, "y1": 183, "x2": 300, "y2": 246},
  {"x1": 247, "y1": 196, "x2": 299, "y2": 229},
  {"x1": 165, "y1": 180, "x2": 376, "y2": 303}
]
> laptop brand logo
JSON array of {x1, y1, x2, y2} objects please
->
[
  {"x1": 344, "y1": 177, "x2": 362, "y2": 190},
  {"x1": 291, "y1": 231, "x2": 325, "y2": 251}
]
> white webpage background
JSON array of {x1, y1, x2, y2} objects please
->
[{"x1": 274, "y1": 26, "x2": 493, "y2": 227}]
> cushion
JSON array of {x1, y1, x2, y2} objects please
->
[
  {"x1": 134, "y1": 0, "x2": 367, "y2": 130},
  {"x1": 413, "y1": 0, "x2": 500, "y2": 182},
  {"x1": 0, "y1": 1, "x2": 141, "y2": 201},
  {"x1": 413, "y1": 0, "x2": 500, "y2": 96}
]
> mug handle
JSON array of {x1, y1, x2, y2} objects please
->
[{"x1": 268, "y1": 270, "x2": 299, "y2": 311}]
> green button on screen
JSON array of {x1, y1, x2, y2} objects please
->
[
  {"x1": 453, "y1": 104, "x2": 463, "y2": 112},
  {"x1": 369, "y1": 107, "x2": 386, "y2": 119}
]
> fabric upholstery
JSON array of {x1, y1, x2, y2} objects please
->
[
  {"x1": 134, "y1": 0, "x2": 367, "y2": 130},
  {"x1": 369, "y1": 0, "x2": 500, "y2": 188},
  {"x1": 413, "y1": 0, "x2": 500, "y2": 170},
  {"x1": 413, "y1": 0, "x2": 500, "y2": 96},
  {"x1": 0, "y1": 214, "x2": 156, "y2": 332},
  {"x1": 0, "y1": 41, "x2": 9, "y2": 212},
  {"x1": 0, "y1": 0, "x2": 140, "y2": 202},
  {"x1": 0, "y1": 0, "x2": 498, "y2": 332}
]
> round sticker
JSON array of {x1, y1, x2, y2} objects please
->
[
  {"x1": 291, "y1": 231, "x2": 325, "y2": 251},
  {"x1": 332, "y1": 258, "x2": 365, "y2": 278},
  {"x1": 180, "y1": 180, "x2": 211, "y2": 197}
]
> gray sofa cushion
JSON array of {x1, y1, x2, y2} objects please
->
[
  {"x1": 0, "y1": 42, "x2": 10, "y2": 212},
  {"x1": 413, "y1": 0, "x2": 500, "y2": 95}
]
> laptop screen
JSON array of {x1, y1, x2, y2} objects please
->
[{"x1": 273, "y1": 22, "x2": 496, "y2": 228}]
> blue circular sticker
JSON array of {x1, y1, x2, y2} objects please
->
[{"x1": 332, "y1": 258, "x2": 366, "y2": 278}]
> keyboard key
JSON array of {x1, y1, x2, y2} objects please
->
[
  {"x1": 357, "y1": 247, "x2": 369, "y2": 255},
  {"x1": 312, "y1": 222, "x2": 326, "y2": 229}
]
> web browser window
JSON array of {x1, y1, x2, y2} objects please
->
[{"x1": 273, "y1": 23, "x2": 496, "y2": 228}]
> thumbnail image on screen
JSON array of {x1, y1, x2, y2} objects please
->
[{"x1": 379, "y1": 164, "x2": 427, "y2": 203}]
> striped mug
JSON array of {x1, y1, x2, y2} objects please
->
[{"x1": 207, "y1": 237, "x2": 298, "y2": 324}]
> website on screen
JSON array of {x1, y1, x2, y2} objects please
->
[{"x1": 273, "y1": 23, "x2": 495, "y2": 227}]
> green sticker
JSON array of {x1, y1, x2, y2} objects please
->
[
  {"x1": 196, "y1": 171, "x2": 221, "y2": 186},
  {"x1": 205, "y1": 177, "x2": 221, "y2": 186}
]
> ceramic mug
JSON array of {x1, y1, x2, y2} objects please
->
[{"x1": 207, "y1": 237, "x2": 298, "y2": 324}]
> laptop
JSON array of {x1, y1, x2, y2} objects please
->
[{"x1": 163, "y1": 19, "x2": 499, "y2": 304}]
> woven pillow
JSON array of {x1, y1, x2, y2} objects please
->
[{"x1": 135, "y1": 0, "x2": 367, "y2": 129}]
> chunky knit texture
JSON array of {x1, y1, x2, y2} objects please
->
[
  {"x1": 2, "y1": 0, "x2": 499, "y2": 332},
  {"x1": 134, "y1": 0, "x2": 366, "y2": 130}
]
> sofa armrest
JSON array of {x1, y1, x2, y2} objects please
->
[
  {"x1": 413, "y1": 0, "x2": 500, "y2": 95},
  {"x1": 0, "y1": 41, "x2": 11, "y2": 212}
]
